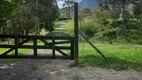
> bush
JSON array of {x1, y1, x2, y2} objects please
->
[{"x1": 80, "y1": 22, "x2": 100, "y2": 38}]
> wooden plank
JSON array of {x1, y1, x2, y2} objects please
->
[
  {"x1": 0, "y1": 39, "x2": 30, "y2": 56},
  {"x1": 40, "y1": 39, "x2": 70, "y2": 57},
  {"x1": 0, "y1": 34, "x2": 73, "y2": 40},
  {"x1": 0, "y1": 45, "x2": 71, "y2": 49},
  {"x1": 0, "y1": 45, "x2": 15, "y2": 48},
  {"x1": 40, "y1": 39, "x2": 52, "y2": 46},
  {"x1": 49, "y1": 40, "x2": 71, "y2": 44},
  {"x1": 0, "y1": 55, "x2": 71, "y2": 59},
  {"x1": 74, "y1": 2, "x2": 79, "y2": 64},
  {"x1": 55, "y1": 49, "x2": 69, "y2": 57}
]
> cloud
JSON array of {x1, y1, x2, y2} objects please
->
[
  {"x1": 56, "y1": 0, "x2": 83, "y2": 8},
  {"x1": 57, "y1": 1, "x2": 64, "y2": 8},
  {"x1": 58, "y1": 1, "x2": 64, "y2": 5}
]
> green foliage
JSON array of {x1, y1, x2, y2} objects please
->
[
  {"x1": 0, "y1": 0, "x2": 60, "y2": 35},
  {"x1": 133, "y1": 1, "x2": 142, "y2": 19},
  {"x1": 78, "y1": 42, "x2": 142, "y2": 71},
  {"x1": 0, "y1": 0, "x2": 15, "y2": 19},
  {"x1": 80, "y1": 22, "x2": 100, "y2": 38},
  {"x1": 9, "y1": 4, "x2": 35, "y2": 34},
  {"x1": 80, "y1": 8, "x2": 92, "y2": 18}
]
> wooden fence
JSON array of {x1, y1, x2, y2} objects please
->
[{"x1": 0, "y1": 35, "x2": 75, "y2": 59}]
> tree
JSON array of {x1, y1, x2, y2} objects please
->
[
  {"x1": 97, "y1": 0, "x2": 135, "y2": 35},
  {"x1": 62, "y1": 0, "x2": 74, "y2": 19},
  {"x1": 7, "y1": 0, "x2": 60, "y2": 35}
]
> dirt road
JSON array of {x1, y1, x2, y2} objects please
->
[{"x1": 0, "y1": 59, "x2": 142, "y2": 80}]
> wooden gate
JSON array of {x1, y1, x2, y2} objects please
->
[{"x1": 0, "y1": 35, "x2": 75, "y2": 59}]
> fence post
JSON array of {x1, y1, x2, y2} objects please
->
[
  {"x1": 52, "y1": 37, "x2": 55, "y2": 59},
  {"x1": 15, "y1": 36, "x2": 18, "y2": 56},
  {"x1": 74, "y1": 2, "x2": 79, "y2": 64},
  {"x1": 71, "y1": 38, "x2": 75, "y2": 59},
  {"x1": 33, "y1": 38, "x2": 37, "y2": 56}
]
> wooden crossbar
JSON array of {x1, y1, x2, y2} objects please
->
[
  {"x1": 0, "y1": 35, "x2": 74, "y2": 59},
  {"x1": 1, "y1": 39, "x2": 30, "y2": 56},
  {"x1": 40, "y1": 39, "x2": 70, "y2": 57}
]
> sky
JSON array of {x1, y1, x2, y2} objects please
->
[{"x1": 56, "y1": 0, "x2": 83, "y2": 8}]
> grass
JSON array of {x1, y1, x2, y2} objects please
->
[
  {"x1": 78, "y1": 42, "x2": 142, "y2": 71},
  {"x1": 0, "y1": 48, "x2": 30, "y2": 55},
  {"x1": 0, "y1": 48, "x2": 9, "y2": 53},
  {"x1": 63, "y1": 20, "x2": 74, "y2": 36},
  {"x1": 0, "y1": 48, "x2": 29, "y2": 62},
  {"x1": 63, "y1": 20, "x2": 142, "y2": 71},
  {"x1": 0, "y1": 42, "x2": 142, "y2": 71}
]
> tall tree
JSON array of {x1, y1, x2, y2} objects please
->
[
  {"x1": 6, "y1": 0, "x2": 59, "y2": 35},
  {"x1": 63, "y1": 0, "x2": 74, "y2": 19}
]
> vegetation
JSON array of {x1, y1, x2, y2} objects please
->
[
  {"x1": 63, "y1": 20, "x2": 74, "y2": 36},
  {"x1": 78, "y1": 42, "x2": 142, "y2": 71},
  {"x1": 78, "y1": 0, "x2": 142, "y2": 44},
  {"x1": 61, "y1": 0, "x2": 142, "y2": 71},
  {"x1": 0, "y1": 0, "x2": 59, "y2": 35}
]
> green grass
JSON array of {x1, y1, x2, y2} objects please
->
[
  {"x1": 78, "y1": 42, "x2": 142, "y2": 71},
  {"x1": 63, "y1": 20, "x2": 142, "y2": 71},
  {"x1": 0, "y1": 48, "x2": 30, "y2": 55},
  {"x1": 0, "y1": 48, "x2": 22, "y2": 62},
  {"x1": 63, "y1": 20, "x2": 74, "y2": 36},
  {"x1": 0, "y1": 48, "x2": 29, "y2": 63},
  {"x1": 0, "y1": 48, "x2": 9, "y2": 53}
]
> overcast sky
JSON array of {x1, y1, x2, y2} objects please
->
[{"x1": 56, "y1": 0, "x2": 83, "y2": 8}]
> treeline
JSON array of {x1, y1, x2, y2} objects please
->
[
  {"x1": 0, "y1": 0, "x2": 59, "y2": 35},
  {"x1": 79, "y1": 0, "x2": 142, "y2": 44}
]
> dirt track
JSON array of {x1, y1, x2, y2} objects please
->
[{"x1": 0, "y1": 59, "x2": 142, "y2": 80}]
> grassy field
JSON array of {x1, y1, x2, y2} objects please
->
[{"x1": 78, "y1": 42, "x2": 142, "y2": 71}]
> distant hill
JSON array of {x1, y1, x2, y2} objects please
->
[{"x1": 79, "y1": 0, "x2": 98, "y2": 9}]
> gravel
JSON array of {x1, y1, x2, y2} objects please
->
[{"x1": 0, "y1": 59, "x2": 142, "y2": 80}]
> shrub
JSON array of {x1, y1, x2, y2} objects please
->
[{"x1": 80, "y1": 22, "x2": 100, "y2": 38}]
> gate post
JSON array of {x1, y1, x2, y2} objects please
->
[
  {"x1": 33, "y1": 38, "x2": 37, "y2": 56},
  {"x1": 71, "y1": 38, "x2": 75, "y2": 59},
  {"x1": 52, "y1": 37, "x2": 55, "y2": 59},
  {"x1": 74, "y1": 2, "x2": 79, "y2": 64},
  {"x1": 15, "y1": 36, "x2": 18, "y2": 56}
]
